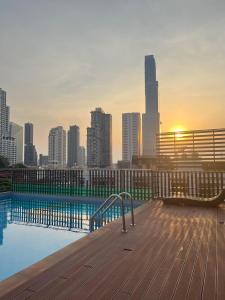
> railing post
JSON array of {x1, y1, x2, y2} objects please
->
[
  {"x1": 119, "y1": 192, "x2": 135, "y2": 227},
  {"x1": 120, "y1": 196, "x2": 127, "y2": 233}
]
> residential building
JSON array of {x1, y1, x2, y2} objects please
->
[
  {"x1": 0, "y1": 136, "x2": 16, "y2": 165},
  {"x1": 24, "y1": 144, "x2": 37, "y2": 166},
  {"x1": 67, "y1": 125, "x2": 80, "y2": 168},
  {"x1": 142, "y1": 55, "x2": 160, "y2": 156},
  {"x1": 39, "y1": 154, "x2": 48, "y2": 167},
  {"x1": 0, "y1": 88, "x2": 9, "y2": 137},
  {"x1": 78, "y1": 146, "x2": 86, "y2": 167},
  {"x1": 87, "y1": 108, "x2": 112, "y2": 168},
  {"x1": 0, "y1": 88, "x2": 16, "y2": 165},
  {"x1": 122, "y1": 113, "x2": 141, "y2": 162},
  {"x1": 48, "y1": 126, "x2": 66, "y2": 168},
  {"x1": 24, "y1": 122, "x2": 37, "y2": 166},
  {"x1": 24, "y1": 123, "x2": 33, "y2": 145},
  {"x1": 9, "y1": 122, "x2": 23, "y2": 164}
]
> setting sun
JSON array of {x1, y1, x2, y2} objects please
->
[{"x1": 171, "y1": 126, "x2": 186, "y2": 140}]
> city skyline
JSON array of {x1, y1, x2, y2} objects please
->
[{"x1": 0, "y1": 1, "x2": 225, "y2": 162}]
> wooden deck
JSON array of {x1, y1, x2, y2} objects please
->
[{"x1": 0, "y1": 200, "x2": 225, "y2": 300}]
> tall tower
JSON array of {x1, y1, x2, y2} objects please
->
[
  {"x1": 48, "y1": 126, "x2": 66, "y2": 168},
  {"x1": 87, "y1": 108, "x2": 112, "y2": 168},
  {"x1": 67, "y1": 125, "x2": 80, "y2": 168},
  {"x1": 24, "y1": 122, "x2": 37, "y2": 166},
  {"x1": 122, "y1": 113, "x2": 141, "y2": 162},
  {"x1": 0, "y1": 88, "x2": 16, "y2": 165},
  {"x1": 142, "y1": 55, "x2": 160, "y2": 156},
  {"x1": 0, "y1": 88, "x2": 9, "y2": 137},
  {"x1": 9, "y1": 122, "x2": 23, "y2": 164},
  {"x1": 24, "y1": 123, "x2": 33, "y2": 145}
]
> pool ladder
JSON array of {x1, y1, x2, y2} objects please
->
[{"x1": 89, "y1": 192, "x2": 135, "y2": 233}]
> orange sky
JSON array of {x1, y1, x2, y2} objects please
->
[{"x1": 0, "y1": 1, "x2": 225, "y2": 162}]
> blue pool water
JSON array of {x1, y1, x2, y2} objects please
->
[{"x1": 0, "y1": 193, "x2": 138, "y2": 281}]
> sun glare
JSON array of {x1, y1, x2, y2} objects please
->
[{"x1": 171, "y1": 126, "x2": 185, "y2": 140}]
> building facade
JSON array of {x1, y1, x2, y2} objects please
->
[
  {"x1": 0, "y1": 136, "x2": 16, "y2": 165},
  {"x1": 24, "y1": 123, "x2": 37, "y2": 166},
  {"x1": 9, "y1": 122, "x2": 23, "y2": 164},
  {"x1": 24, "y1": 123, "x2": 33, "y2": 145},
  {"x1": 142, "y1": 55, "x2": 160, "y2": 156},
  {"x1": 0, "y1": 88, "x2": 16, "y2": 165},
  {"x1": 78, "y1": 146, "x2": 86, "y2": 167},
  {"x1": 39, "y1": 154, "x2": 49, "y2": 167},
  {"x1": 48, "y1": 126, "x2": 66, "y2": 168},
  {"x1": 0, "y1": 88, "x2": 9, "y2": 137},
  {"x1": 122, "y1": 113, "x2": 141, "y2": 162},
  {"x1": 87, "y1": 108, "x2": 112, "y2": 168},
  {"x1": 67, "y1": 125, "x2": 80, "y2": 168}
]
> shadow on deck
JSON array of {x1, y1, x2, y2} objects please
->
[{"x1": 0, "y1": 200, "x2": 225, "y2": 299}]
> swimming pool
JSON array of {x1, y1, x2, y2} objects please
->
[{"x1": 0, "y1": 192, "x2": 139, "y2": 281}]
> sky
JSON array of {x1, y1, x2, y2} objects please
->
[{"x1": 0, "y1": 0, "x2": 225, "y2": 162}]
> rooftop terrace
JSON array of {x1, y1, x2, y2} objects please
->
[{"x1": 0, "y1": 199, "x2": 224, "y2": 299}]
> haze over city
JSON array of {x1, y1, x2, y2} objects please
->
[{"x1": 0, "y1": 0, "x2": 225, "y2": 161}]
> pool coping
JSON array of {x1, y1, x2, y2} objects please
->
[{"x1": 0, "y1": 194, "x2": 146, "y2": 297}]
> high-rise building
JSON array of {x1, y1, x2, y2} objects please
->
[
  {"x1": 0, "y1": 136, "x2": 16, "y2": 165},
  {"x1": 87, "y1": 108, "x2": 112, "y2": 168},
  {"x1": 122, "y1": 113, "x2": 141, "y2": 162},
  {"x1": 67, "y1": 125, "x2": 80, "y2": 168},
  {"x1": 0, "y1": 88, "x2": 16, "y2": 165},
  {"x1": 24, "y1": 144, "x2": 37, "y2": 166},
  {"x1": 142, "y1": 55, "x2": 160, "y2": 156},
  {"x1": 78, "y1": 146, "x2": 86, "y2": 167},
  {"x1": 0, "y1": 88, "x2": 9, "y2": 137},
  {"x1": 48, "y1": 126, "x2": 66, "y2": 168},
  {"x1": 24, "y1": 122, "x2": 37, "y2": 166},
  {"x1": 9, "y1": 122, "x2": 23, "y2": 164},
  {"x1": 24, "y1": 123, "x2": 33, "y2": 145},
  {"x1": 39, "y1": 154, "x2": 48, "y2": 167}
]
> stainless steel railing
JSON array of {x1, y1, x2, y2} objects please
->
[{"x1": 89, "y1": 192, "x2": 135, "y2": 233}]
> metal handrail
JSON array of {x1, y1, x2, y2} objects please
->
[
  {"x1": 89, "y1": 192, "x2": 136, "y2": 233},
  {"x1": 119, "y1": 192, "x2": 135, "y2": 227},
  {"x1": 89, "y1": 194, "x2": 119, "y2": 232},
  {"x1": 99, "y1": 194, "x2": 127, "y2": 232}
]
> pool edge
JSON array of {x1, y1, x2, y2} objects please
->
[{"x1": 0, "y1": 203, "x2": 146, "y2": 298}]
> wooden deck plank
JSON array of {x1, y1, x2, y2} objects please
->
[
  {"x1": 201, "y1": 210, "x2": 217, "y2": 300},
  {"x1": 111, "y1": 215, "x2": 174, "y2": 299},
  {"x1": 53, "y1": 208, "x2": 166, "y2": 299},
  {"x1": 158, "y1": 211, "x2": 206, "y2": 300},
  {"x1": 140, "y1": 210, "x2": 201, "y2": 300},
  {"x1": 88, "y1": 218, "x2": 172, "y2": 299},
  {"x1": 0, "y1": 201, "x2": 224, "y2": 300},
  {"x1": 217, "y1": 207, "x2": 225, "y2": 300}
]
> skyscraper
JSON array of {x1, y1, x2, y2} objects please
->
[
  {"x1": 48, "y1": 126, "x2": 66, "y2": 168},
  {"x1": 24, "y1": 123, "x2": 33, "y2": 145},
  {"x1": 78, "y1": 146, "x2": 86, "y2": 167},
  {"x1": 9, "y1": 122, "x2": 23, "y2": 164},
  {"x1": 67, "y1": 125, "x2": 80, "y2": 168},
  {"x1": 122, "y1": 113, "x2": 141, "y2": 162},
  {"x1": 142, "y1": 55, "x2": 160, "y2": 156},
  {"x1": 87, "y1": 108, "x2": 112, "y2": 168},
  {"x1": 0, "y1": 88, "x2": 16, "y2": 165},
  {"x1": 0, "y1": 88, "x2": 9, "y2": 137},
  {"x1": 24, "y1": 123, "x2": 37, "y2": 166}
]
